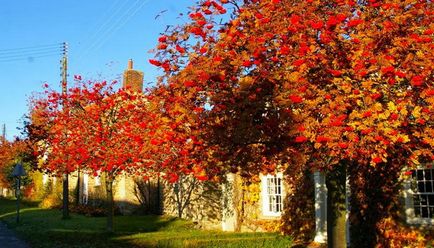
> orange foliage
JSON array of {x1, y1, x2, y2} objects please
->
[
  {"x1": 0, "y1": 139, "x2": 30, "y2": 188},
  {"x1": 149, "y1": 0, "x2": 434, "y2": 245},
  {"x1": 376, "y1": 217, "x2": 433, "y2": 248}
]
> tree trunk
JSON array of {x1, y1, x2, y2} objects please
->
[
  {"x1": 147, "y1": 180, "x2": 151, "y2": 212},
  {"x1": 348, "y1": 161, "x2": 402, "y2": 248},
  {"x1": 174, "y1": 180, "x2": 183, "y2": 218},
  {"x1": 177, "y1": 203, "x2": 183, "y2": 218},
  {"x1": 75, "y1": 169, "x2": 80, "y2": 205},
  {"x1": 234, "y1": 176, "x2": 245, "y2": 232},
  {"x1": 106, "y1": 177, "x2": 114, "y2": 232},
  {"x1": 62, "y1": 172, "x2": 70, "y2": 219},
  {"x1": 327, "y1": 163, "x2": 347, "y2": 248},
  {"x1": 156, "y1": 175, "x2": 161, "y2": 214}
]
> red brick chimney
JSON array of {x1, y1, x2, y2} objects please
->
[{"x1": 122, "y1": 59, "x2": 144, "y2": 92}]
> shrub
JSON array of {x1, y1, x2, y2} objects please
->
[
  {"x1": 376, "y1": 217, "x2": 434, "y2": 248},
  {"x1": 39, "y1": 193, "x2": 62, "y2": 209},
  {"x1": 38, "y1": 178, "x2": 62, "y2": 209},
  {"x1": 69, "y1": 204, "x2": 106, "y2": 217}
]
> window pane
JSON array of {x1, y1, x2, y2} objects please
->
[
  {"x1": 418, "y1": 182, "x2": 425, "y2": 193},
  {"x1": 428, "y1": 195, "x2": 434, "y2": 205},
  {"x1": 417, "y1": 170, "x2": 424, "y2": 181},
  {"x1": 269, "y1": 197, "x2": 273, "y2": 212},
  {"x1": 426, "y1": 182, "x2": 433, "y2": 193},
  {"x1": 420, "y1": 195, "x2": 428, "y2": 205},
  {"x1": 429, "y1": 207, "x2": 434, "y2": 218},
  {"x1": 276, "y1": 195, "x2": 281, "y2": 212},
  {"x1": 425, "y1": 169, "x2": 432, "y2": 180},
  {"x1": 421, "y1": 207, "x2": 428, "y2": 218}
]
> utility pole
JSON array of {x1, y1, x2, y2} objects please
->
[
  {"x1": 1, "y1": 124, "x2": 5, "y2": 142},
  {"x1": 61, "y1": 42, "x2": 68, "y2": 95},
  {"x1": 61, "y1": 42, "x2": 70, "y2": 219}
]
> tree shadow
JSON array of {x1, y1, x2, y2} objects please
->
[{"x1": 0, "y1": 199, "x2": 193, "y2": 248}]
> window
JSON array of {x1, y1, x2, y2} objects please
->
[
  {"x1": 404, "y1": 168, "x2": 434, "y2": 225},
  {"x1": 42, "y1": 174, "x2": 49, "y2": 185},
  {"x1": 261, "y1": 173, "x2": 284, "y2": 217},
  {"x1": 94, "y1": 175, "x2": 101, "y2": 186},
  {"x1": 411, "y1": 169, "x2": 434, "y2": 219}
]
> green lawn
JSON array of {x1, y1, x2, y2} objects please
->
[{"x1": 0, "y1": 198, "x2": 292, "y2": 248}]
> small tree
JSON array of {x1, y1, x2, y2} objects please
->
[
  {"x1": 30, "y1": 81, "x2": 154, "y2": 231},
  {"x1": 29, "y1": 85, "x2": 77, "y2": 219},
  {"x1": 0, "y1": 139, "x2": 34, "y2": 192}
]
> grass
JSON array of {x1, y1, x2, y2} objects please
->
[{"x1": 0, "y1": 198, "x2": 293, "y2": 248}]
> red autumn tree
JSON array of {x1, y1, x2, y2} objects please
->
[
  {"x1": 143, "y1": 84, "x2": 213, "y2": 218},
  {"x1": 143, "y1": 85, "x2": 209, "y2": 183},
  {"x1": 0, "y1": 138, "x2": 34, "y2": 192},
  {"x1": 29, "y1": 83, "x2": 77, "y2": 219},
  {"x1": 30, "y1": 76, "x2": 218, "y2": 230},
  {"x1": 151, "y1": 0, "x2": 296, "y2": 179},
  {"x1": 150, "y1": 0, "x2": 434, "y2": 246},
  {"x1": 30, "y1": 80, "x2": 156, "y2": 231}
]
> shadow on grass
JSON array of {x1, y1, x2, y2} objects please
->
[
  {"x1": 0, "y1": 198, "x2": 193, "y2": 247},
  {"x1": 0, "y1": 198, "x2": 292, "y2": 248}
]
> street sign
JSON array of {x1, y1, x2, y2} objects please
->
[
  {"x1": 12, "y1": 163, "x2": 26, "y2": 177},
  {"x1": 12, "y1": 162, "x2": 26, "y2": 223}
]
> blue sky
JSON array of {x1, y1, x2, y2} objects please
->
[{"x1": 0, "y1": 0, "x2": 193, "y2": 139}]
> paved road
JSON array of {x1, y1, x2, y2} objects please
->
[{"x1": 0, "y1": 222, "x2": 29, "y2": 248}]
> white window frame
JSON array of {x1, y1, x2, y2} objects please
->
[
  {"x1": 404, "y1": 167, "x2": 434, "y2": 225},
  {"x1": 42, "y1": 174, "x2": 49, "y2": 185},
  {"x1": 94, "y1": 173, "x2": 101, "y2": 187},
  {"x1": 261, "y1": 173, "x2": 284, "y2": 217}
]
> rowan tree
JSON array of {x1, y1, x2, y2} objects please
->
[
  {"x1": 28, "y1": 83, "x2": 79, "y2": 219},
  {"x1": 150, "y1": 0, "x2": 434, "y2": 246},
  {"x1": 30, "y1": 81, "x2": 153, "y2": 231},
  {"x1": 144, "y1": 85, "x2": 210, "y2": 182},
  {"x1": 142, "y1": 84, "x2": 214, "y2": 218},
  {"x1": 30, "y1": 75, "x2": 218, "y2": 230},
  {"x1": 0, "y1": 138, "x2": 34, "y2": 191}
]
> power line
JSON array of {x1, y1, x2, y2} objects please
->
[
  {"x1": 0, "y1": 42, "x2": 63, "y2": 63},
  {"x1": 0, "y1": 50, "x2": 63, "y2": 59},
  {"x1": 76, "y1": 0, "x2": 132, "y2": 61},
  {"x1": 0, "y1": 43, "x2": 62, "y2": 53},
  {"x1": 76, "y1": 0, "x2": 148, "y2": 63},
  {"x1": 0, "y1": 52, "x2": 62, "y2": 63},
  {"x1": 0, "y1": 45, "x2": 62, "y2": 55},
  {"x1": 83, "y1": 0, "x2": 125, "y2": 45},
  {"x1": 91, "y1": 0, "x2": 149, "y2": 53}
]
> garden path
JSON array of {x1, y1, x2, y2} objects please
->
[{"x1": 0, "y1": 222, "x2": 29, "y2": 248}]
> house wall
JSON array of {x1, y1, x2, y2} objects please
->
[
  {"x1": 162, "y1": 176, "x2": 222, "y2": 230},
  {"x1": 222, "y1": 173, "x2": 284, "y2": 232},
  {"x1": 75, "y1": 172, "x2": 222, "y2": 229},
  {"x1": 75, "y1": 172, "x2": 288, "y2": 232},
  {"x1": 0, "y1": 187, "x2": 13, "y2": 197},
  {"x1": 72, "y1": 172, "x2": 143, "y2": 213},
  {"x1": 113, "y1": 174, "x2": 142, "y2": 214}
]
